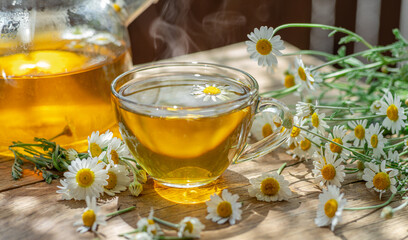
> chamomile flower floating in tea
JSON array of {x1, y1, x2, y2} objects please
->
[
  {"x1": 378, "y1": 92, "x2": 406, "y2": 134},
  {"x1": 88, "y1": 130, "x2": 114, "y2": 158},
  {"x1": 315, "y1": 185, "x2": 347, "y2": 231},
  {"x1": 206, "y1": 189, "x2": 242, "y2": 225},
  {"x1": 250, "y1": 111, "x2": 282, "y2": 141},
  {"x1": 87, "y1": 32, "x2": 120, "y2": 46},
  {"x1": 57, "y1": 156, "x2": 108, "y2": 200},
  {"x1": 245, "y1": 26, "x2": 285, "y2": 67},
  {"x1": 178, "y1": 217, "x2": 205, "y2": 238},
  {"x1": 363, "y1": 160, "x2": 398, "y2": 199},
  {"x1": 74, "y1": 196, "x2": 107, "y2": 233},
  {"x1": 248, "y1": 172, "x2": 292, "y2": 202},
  {"x1": 62, "y1": 26, "x2": 95, "y2": 40},
  {"x1": 191, "y1": 83, "x2": 230, "y2": 102},
  {"x1": 365, "y1": 123, "x2": 386, "y2": 159},
  {"x1": 312, "y1": 149, "x2": 345, "y2": 188},
  {"x1": 103, "y1": 164, "x2": 131, "y2": 196}
]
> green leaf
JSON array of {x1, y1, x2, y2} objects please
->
[{"x1": 339, "y1": 35, "x2": 359, "y2": 45}]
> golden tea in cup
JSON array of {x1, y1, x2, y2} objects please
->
[{"x1": 111, "y1": 62, "x2": 291, "y2": 188}]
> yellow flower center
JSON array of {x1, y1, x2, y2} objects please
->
[
  {"x1": 256, "y1": 39, "x2": 272, "y2": 55},
  {"x1": 148, "y1": 219, "x2": 155, "y2": 225},
  {"x1": 387, "y1": 104, "x2": 399, "y2": 121},
  {"x1": 288, "y1": 142, "x2": 296, "y2": 150},
  {"x1": 324, "y1": 199, "x2": 338, "y2": 218},
  {"x1": 112, "y1": 3, "x2": 121, "y2": 12},
  {"x1": 311, "y1": 112, "x2": 319, "y2": 128},
  {"x1": 76, "y1": 168, "x2": 95, "y2": 188},
  {"x1": 300, "y1": 138, "x2": 311, "y2": 151},
  {"x1": 203, "y1": 86, "x2": 221, "y2": 95},
  {"x1": 298, "y1": 67, "x2": 306, "y2": 81},
  {"x1": 284, "y1": 74, "x2": 295, "y2": 88},
  {"x1": 274, "y1": 120, "x2": 282, "y2": 128},
  {"x1": 217, "y1": 201, "x2": 232, "y2": 218},
  {"x1": 330, "y1": 138, "x2": 343, "y2": 154},
  {"x1": 354, "y1": 124, "x2": 365, "y2": 140},
  {"x1": 291, "y1": 126, "x2": 301, "y2": 138},
  {"x1": 105, "y1": 171, "x2": 117, "y2": 190},
  {"x1": 373, "y1": 172, "x2": 390, "y2": 190},
  {"x1": 82, "y1": 209, "x2": 96, "y2": 227},
  {"x1": 110, "y1": 150, "x2": 120, "y2": 165},
  {"x1": 371, "y1": 134, "x2": 378, "y2": 148},
  {"x1": 89, "y1": 142, "x2": 102, "y2": 157},
  {"x1": 260, "y1": 177, "x2": 280, "y2": 196},
  {"x1": 184, "y1": 221, "x2": 194, "y2": 233},
  {"x1": 321, "y1": 164, "x2": 336, "y2": 180},
  {"x1": 357, "y1": 161, "x2": 365, "y2": 171},
  {"x1": 262, "y1": 123, "x2": 273, "y2": 138}
]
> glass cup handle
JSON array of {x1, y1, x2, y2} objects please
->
[{"x1": 235, "y1": 97, "x2": 293, "y2": 164}]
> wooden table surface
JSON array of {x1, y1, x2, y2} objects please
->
[{"x1": 1, "y1": 42, "x2": 407, "y2": 240}]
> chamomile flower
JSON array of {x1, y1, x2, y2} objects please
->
[
  {"x1": 178, "y1": 217, "x2": 205, "y2": 238},
  {"x1": 104, "y1": 164, "x2": 131, "y2": 196},
  {"x1": 191, "y1": 84, "x2": 230, "y2": 102},
  {"x1": 56, "y1": 179, "x2": 71, "y2": 200},
  {"x1": 66, "y1": 148, "x2": 79, "y2": 161},
  {"x1": 296, "y1": 102, "x2": 315, "y2": 118},
  {"x1": 106, "y1": 137, "x2": 131, "y2": 165},
  {"x1": 74, "y1": 196, "x2": 107, "y2": 233},
  {"x1": 283, "y1": 71, "x2": 297, "y2": 89},
  {"x1": 132, "y1": 232, "x2": 153, "y2": 240},
  {"x1": 378, "y1": 92, "x2": 407, "y2": 134},
  {"x1": 363, "y1": 160, "x2": 398, "y2": 199},
  {"x1": 312, "y1": 149, "x2": 345, "y2": 188},
  {"x1": 206, "y1": 189, "x2": 242, "y2": 225},
  {"x1": 87, "y1": 32, "x2": 120, "y2": 46},
  {"x1": 58, "y1": 156, "x2": 108, "y2": 200},
  {"x1": 248, "y1": 172, "x2": 292, "y2": 202},
  {"x1": 310, "y1": 109, "x2": 329, "y2": 135},
  {"x1": 250, "y1": 111, "x2": 282, "y2": 140},
  {"x1": 328, "y1": 125, "x2": 350, "y2": 160},
  {"x1": 315, "y1": 185, "x2": 347, "y2": 231},
  {"x1": 246, "y1": 26, "x2": 285, "y2": 67},
  {"x1": 387, "y1": 150, "x2": 399, "y2": 163},
  {"x1": 365, "y1": 123, "x2": 386, "y2": 159},
  {"x1": 292, "y1": 134, "x2": 321, "y2": 160},
  {"x1": 286, "y1": 116, "x2": 308, "y2": 147},
  {"x1": 88, "y1": 130, "x2": 114, "y2": 158},
  {"x1": 294, "y1": 56, "x2": 315, "y2": 92},
  {"x1": 345, "y1": 120, "x2": 367, "y2": 147},
  {"x1": 137, "y1": 209, "x2": 160, "y2": 236},
  {"x1": 370, "y1": 100, "x2": 382, "y2": 113}
]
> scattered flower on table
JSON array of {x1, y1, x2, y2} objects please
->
[
  {"x1": 378, "y1": 92, "x2": 406, "y2": 134},
  {"x1": 327, "y1": 125, "x2": 350, "y2": 160},
  {"x1": 365, "y1": 123, "x2": 386, "y2": 159},
  {"x1": 296, "y1": 102, "x2": 314, "y2": 118},
  {"x1": 315, "y1": 185, "x2": 347, "y2": 231},
  {"x1": 106, "y1": 137, "x2": 131, "y2": 165},
  {"x1": 294, "y1": 56, "x2": 316, "y2": 92},
  {"x1": 310, "y1": 109, "x2": 329, "y2": 135},
  {"x1": 245, "y1": 26, "x2": 284, "y2": 67},
  {"x1": 387, "y1": 150, "x2": 399, "y2": 163},
  {"x1": 191, "y1": 83, "x2": 230, "y2": 102},
  {"x1": 292, "y1": 133, "x2": 321, "y2": 160},
  {"x1": 178, "y1": 217, "x2": 205, "y2": 238},
  {"x1": 248, "y1": 172, "x2": 292, "y2": 202},
  {"x1": 66, "y1": 148, "x2": 79, "y2": 161},
  {"x1": 362, "y1": 160, "x2": 398, "y2": 199},
  {"x1": 206, "y1": 189, "x2": 242, "y2": 225},
  {"x1": 345, "y1": 120, "x2": 367, "y2": 148},
  {"x1": 103, "y1": 163, "x2": 131, "y2": 196},
  {"x1": 312, "y1": 149, "x2": 345, "y2": 188},
  {"x1": 88, "y1": 130, "x2": 114, "y2": 158},
  {"x1": 283, "y1": 70, "x2": 297, "y2": 89},
  {"x1": 137, "y1": 209, "x2": 160, "y2": 236},
  {"x1": 380, "y1": 206, "x2": 394, "y2": 220},
  {"x1": 57, "y1": 156, "x2": 108, "y2": 200},
  {"x1": 286, "y1": 116, "x2": 308, "y2": 147},
  {"x1": 370, "y1": 100, "x2": 382, "y2": 114},
  {"x1": 74, "y1": 196, "x2": 107, "y2": 233}
]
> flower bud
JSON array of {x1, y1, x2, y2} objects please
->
[
  {"x1": 136, "y1": 169, "x2": 148, "y2": 184},
  {"x1": 380, "y1": 206, "x2": 393, "y2": 220},
  {"x1": 405, "y1": 98, "x2": 408, "y2": 107},
  {"x1": 129, "y1": 181, "x2": 143, "y2": 196}
]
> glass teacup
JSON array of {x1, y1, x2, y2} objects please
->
[{"x1": 111, "y1": 62, "x2": 292, "y2": 188}]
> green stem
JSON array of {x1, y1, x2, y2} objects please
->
[
  {"x1": 152, "y1": 217, "x2": 179, "y2": 229},
  {"x1": 118, "y1": 229, "x2": 140, "y2": 237},
  {"x1": 106, "y1": 206, "x2": 136, "y2": 218},
  {"x1": 384, "y1": 141, "x2": 405, "y2": 151},
  {"x1": 277, "y1": 162, "x2": 287, "y2": 175},
  {"x1": 344, "y1": 193, "x2": 396, "y2": 211},
  {"x1": 323, "y1": 114, "x2": 385, "y2": 122},
  {"x1": 283, "y1": 50, "x2": 335, "y2": 59},
  {"x1": 399, "y1": 149, "x2": 408, "y2": 156},
  {"x1": 260, "y1": 84, "x2": 300, "y2": 98},
  {"x1": 273, "y1": 23, "x2": 373, "y2": 49},
  {"x1": 315, "y1": 105, "x2": 369, "y2": 111},
  {"x1": 345, "y1": 170, "x2": 359, "y2": 174}
]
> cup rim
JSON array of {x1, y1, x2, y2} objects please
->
[{"x1": 111, "y1": 61, "x2": 259, "y2": 112}]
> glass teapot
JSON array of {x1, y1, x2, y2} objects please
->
[{"x1": 0, "y1": 0, "x2": 156, "y2": 156}]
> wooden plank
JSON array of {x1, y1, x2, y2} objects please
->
[
  {"x1": 334, "y1": 0, "x2": 357, "y2": 56},
  {"x1": 379, "y1": 0, "x2": 402, "y2": 46},
  {"x1": 0, "y1": 149, "x2": 406, "y2": 240},
  {"x1": 0, "y1": 157, "x2": 44, "y2": 192}
]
